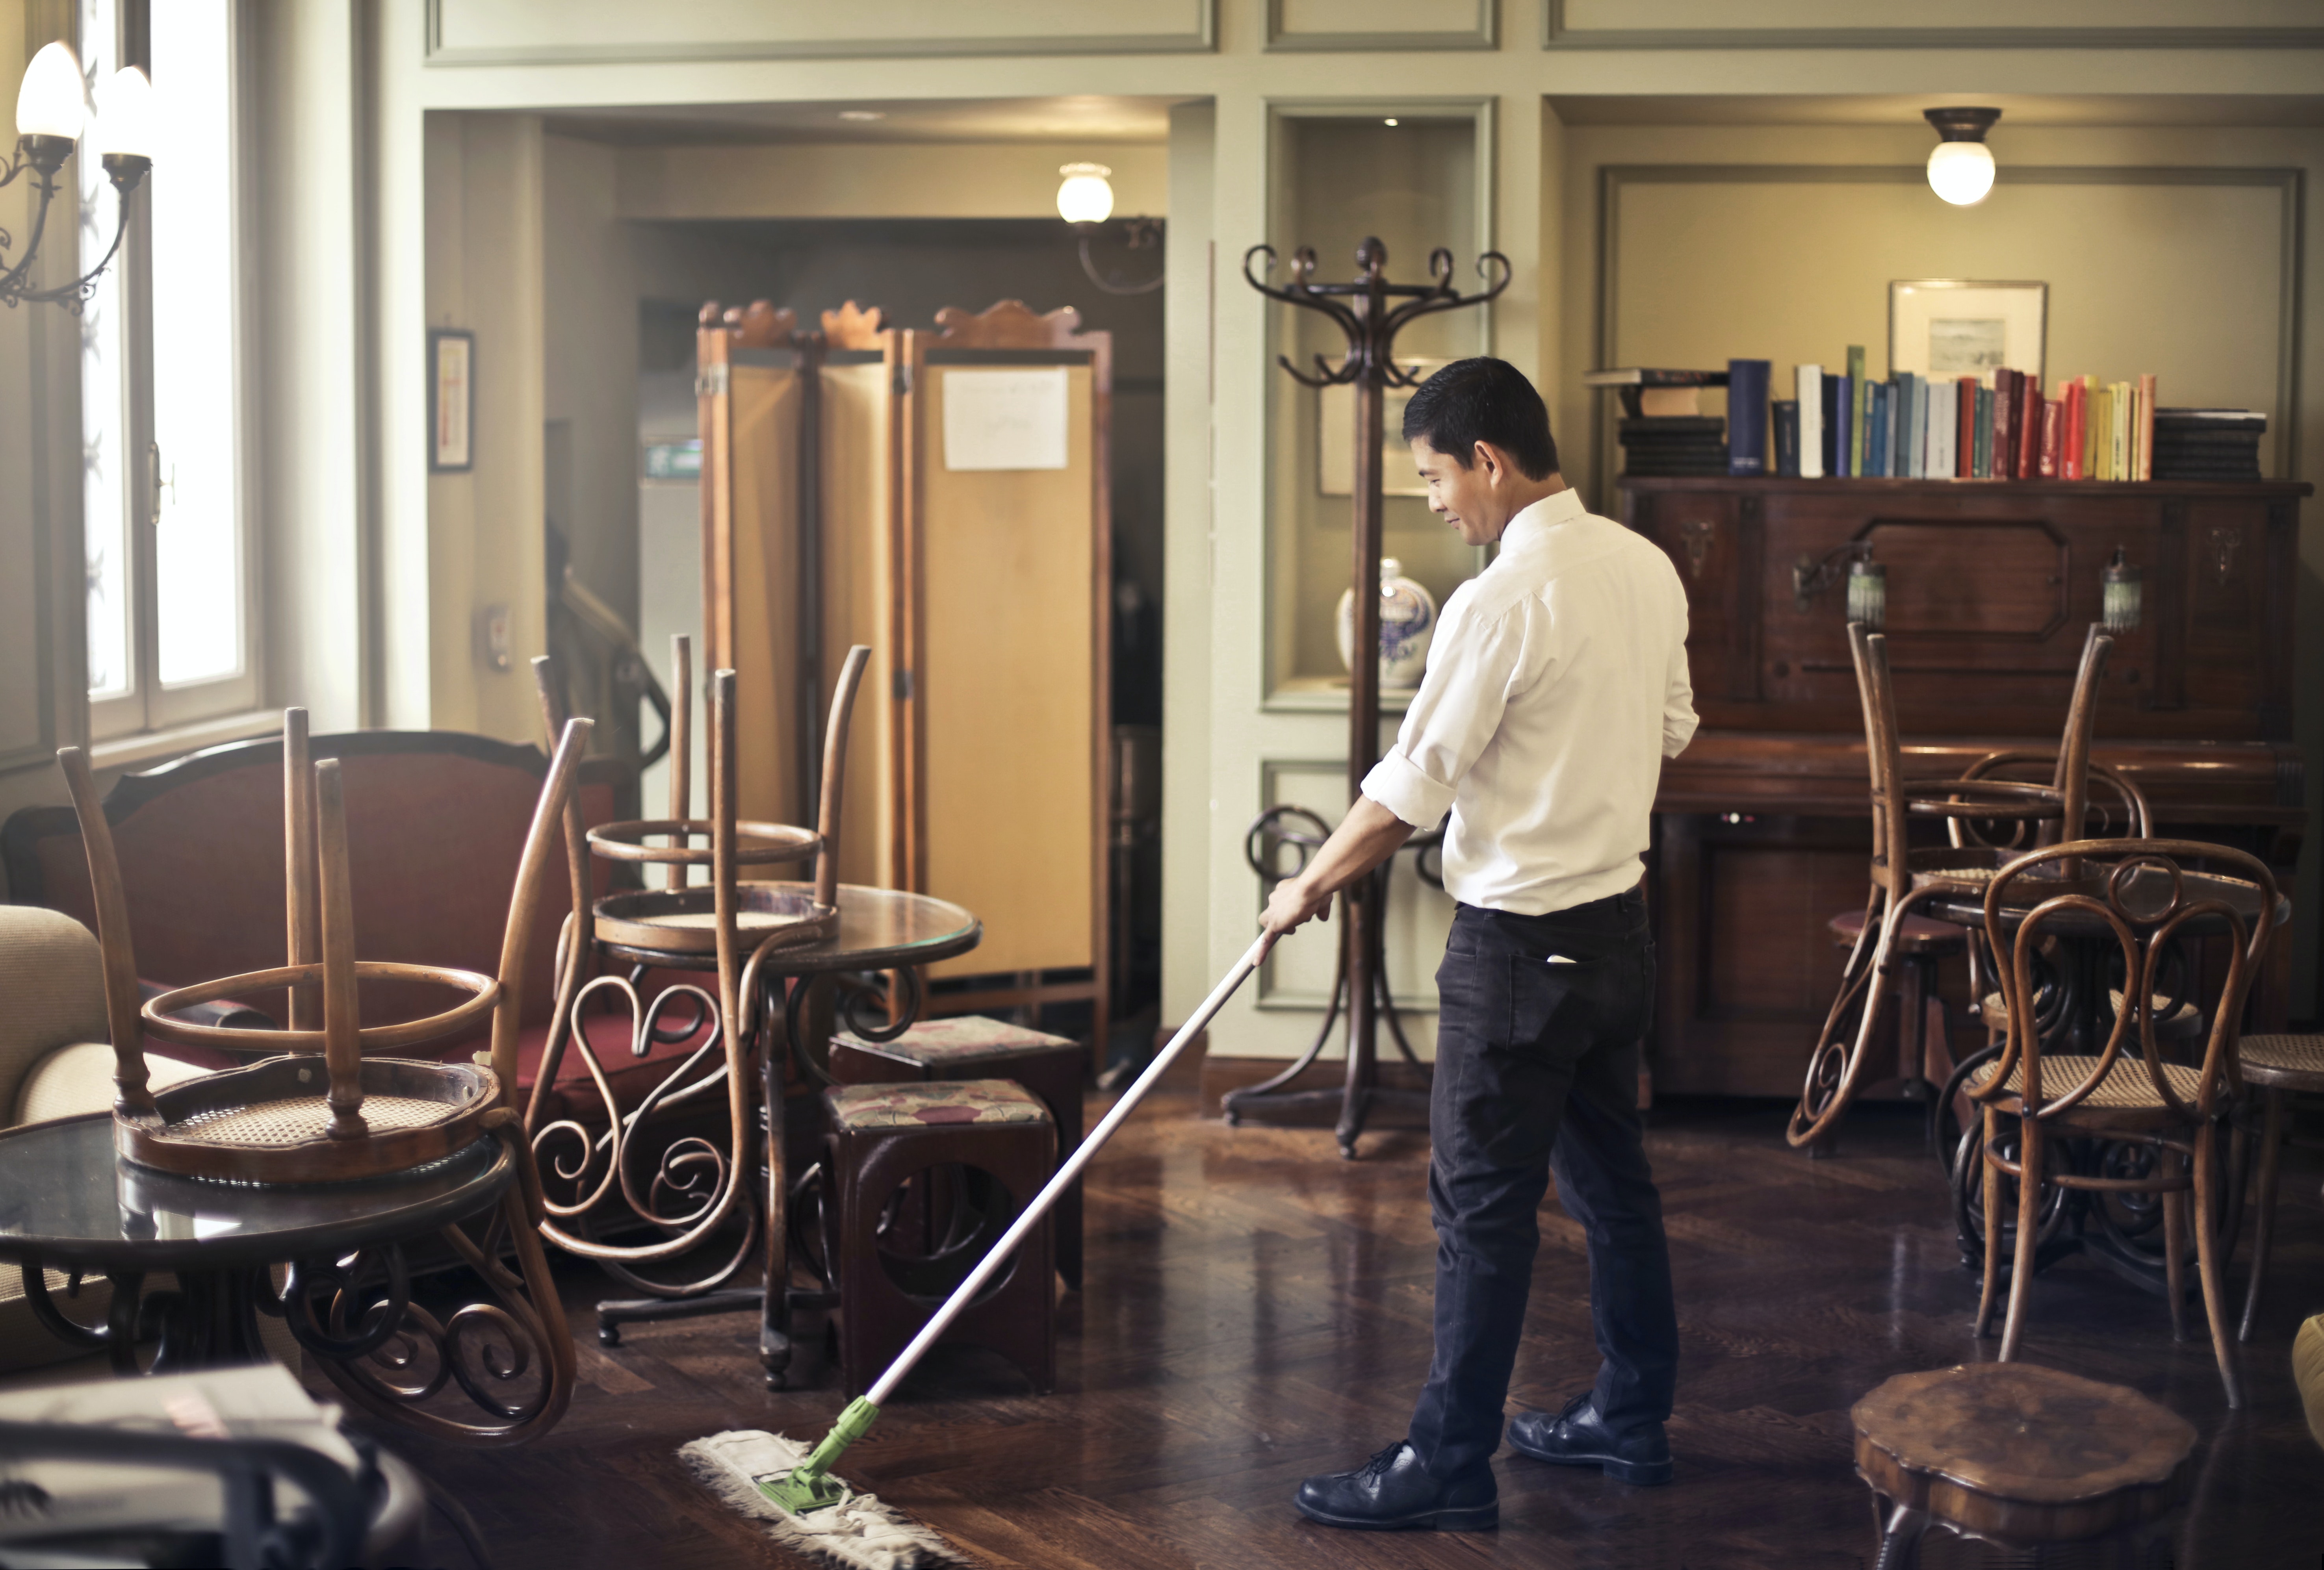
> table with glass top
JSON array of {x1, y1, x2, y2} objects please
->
[
  {"x1": 0, "y1": 1113, "x2": 514, "y2": 1374},
  {"x1": 592, "y1": 882, "x2": 983, "y2": 1386}
]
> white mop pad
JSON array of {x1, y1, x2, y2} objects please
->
[{"x1": 679, "y1": 1429, "x2": 971, "y2": 1570}]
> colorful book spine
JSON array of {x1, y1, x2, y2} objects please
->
[
  {"x1": 1993, "y1": 369, "x2": 2017, "y2": 481},
  {"x1": 2137, "y1": 373, "x2": 2156, "y2": 481},
  {"x1": 1847, "y1": 345, "x2": 1867, "y2": 475},
  {"x1": 1956, "y1": 377, "x2": 1976, "y2": 478},
  {"x1": 1866, "y1": 383, "x2": 1889, "y2": 477},
  {"x1": 2113, "y1": 381, "x2": 2133, "y2": 480},
  {"x1": 2092, "y1": 376, "x2": 2110, "y2": 478},
  {"x1": 1773, "y1": 400, "x2": 1801, "y2": 477},
  {"x1": 1831, "y1": 371, "x2": 1850, "y2": 471},
  {"x1": 1894, "y1": 374, "x2": 1917, "y2": 478},
  {"x1": 1797, "y1": 365, "x2": 1824, "y2": 478},
  {"x1": 1973, "y1": 384, "x2": 1994, "y2": 478},
  {"x1": 2038, "y1": 399, "x2": 2061, "y2": 477},
  {"x1": 1727, "y1": 358, "x2": 1771, "y2": 476},
  {"x1": 2017, "y1": 374, "x2": 2043, "y2": 479}
]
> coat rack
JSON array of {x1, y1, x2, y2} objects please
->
[{"x1": 1231, "y1": 237, "x2": 1508, "y2": 1157}]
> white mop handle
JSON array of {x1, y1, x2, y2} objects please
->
[{"x1": 865, "y1": 934, "x2": 1270, "y2": 1407}]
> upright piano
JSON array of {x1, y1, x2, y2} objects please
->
[{"x1": 1622, "y1": 476, "x2": 2311, "y2": 1099}]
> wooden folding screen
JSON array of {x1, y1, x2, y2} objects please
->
[{"x1": 697, "y1": 299, "x2": 1111, "y2": 1058}]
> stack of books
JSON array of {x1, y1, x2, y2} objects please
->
[
  {"x1": 1583, "y1": 368, "x2": 1732, "y2": 477},
  {"x1": 1616, "y1": 416, "x2": 1729, "y2": 476},
  {"x1": 2151, "y1": 409, "x2": 2266, "y2": 482}
]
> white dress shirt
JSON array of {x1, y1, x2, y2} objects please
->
[{"x1": 1360, "y1": 488, "x2": 1697, "y2": 916}]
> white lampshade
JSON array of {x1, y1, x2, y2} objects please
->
[
  {"x1": 15, "y1": 39, "x2": 85, "y2": 141},
  {"x1": 94, "y1": 65, "x2": 154, "y2": 159},
  {"x1": 1056, "y1": 162, "x2": 1114, "y2": 226},
  {"x1": 1927, "y1": 141, "x2": 1995, "y2": 206}
]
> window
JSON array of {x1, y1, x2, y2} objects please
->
[{"x1": 83, "y1": 0, "x2": 255, "y2": 741}]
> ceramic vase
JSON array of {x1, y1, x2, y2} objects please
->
[{"x1": 1336, "y1": 557, "x2": 1438, "y2": 690}]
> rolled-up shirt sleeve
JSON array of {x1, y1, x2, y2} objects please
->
[{"x1": 1360, "y1": 589, "x2": 1524, "y2": 831}]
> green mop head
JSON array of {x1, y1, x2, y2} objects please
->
[{"x1": 679, "y1": 1401, "x2": 971, "y2": 1570}]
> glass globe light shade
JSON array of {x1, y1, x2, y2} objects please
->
[
  {"x1": 94, "y1": 65, "x2": 154, "y2": 159},
  {"x1": 1927, "y1": 141, "x2": 1995, "y2": 206},
  {"x1": 1056, "y1": 163, "x2": 1114, "y2": 226},
  {"x1": 15, "y1": 39, "x2": 86, "y2": 140}
]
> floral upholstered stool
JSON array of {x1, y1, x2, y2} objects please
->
[
  {"x1": 819, "y1": 1078, "x2": 1057, "y2": 1397},
  {"x1": 831, "y1": 1016, "x2": 1088, "y2": 1289}
]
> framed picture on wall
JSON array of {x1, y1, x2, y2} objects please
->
[
  {"x1": 429, "y1": 328, "x2": 475, "y2": 473},
  {"x1": 1888, "y1": 280, "x2": 2047, "y2": 384},
  {"x1": 1320, "y1": 358, "x2": 1451, "y2": 497}
]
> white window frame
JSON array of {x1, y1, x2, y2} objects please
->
[{"x1": 84, "y1": 0, "x2": 261, "y2": 746}]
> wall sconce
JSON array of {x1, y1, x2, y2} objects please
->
[
  {"x1": 1923, "y1": 107, "x2": 1999, "y2": 206},
  {"x1": 2101, "y1": 545, "x2": 2141, "y2": 634},
  {"x1": 1795, "y1": 541, "x2": 1886, "y2": 628},
  {"x1": 2, "y1": 40, "x2": 154, "y2": 310},
  {"x1": 1058, "y1": 161, "x2": 1164, "y2": 297}
]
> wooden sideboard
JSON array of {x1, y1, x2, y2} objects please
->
[{"x1": 1622, "y1": 477, "x2": 2310, "y2": 1099}]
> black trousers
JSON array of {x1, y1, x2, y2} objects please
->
[{"x1": 1405, "y1": 885, "x2": 1678, "y2": 1481}]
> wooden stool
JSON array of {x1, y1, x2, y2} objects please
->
[
  {"x1": 1853, "y1": 1362, "x2": 2195, "y2": 1569},
  {"x1": 2234, "y1": 1033, "x2": 2324, "y2": 1341},
  {"x1": 820, "y1": 1078, "x2": 1056, "y2": 1398},
  {"x1": 831, "y1": 1016, "x2": 1086, "y2": 1291},
  {"x1": 1828, "y1": 907, "x2": 1965, "y2": 1097}
]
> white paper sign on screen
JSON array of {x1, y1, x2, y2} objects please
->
[{"x1": 942, "y1": 367, "x2": 1070, "y2": 472}]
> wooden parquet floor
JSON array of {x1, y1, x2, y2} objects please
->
[{"x1": 362, "y1": 1080, "x2": 2324, "y2": 1570}]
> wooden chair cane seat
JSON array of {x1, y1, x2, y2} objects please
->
[
  {"x1": 590, "y1": 882, "x2": 838, "y2": 957},
  {"x1": 2237, "y1": 1034, "x2": 2324, "y2": 1091},
  {"x1": 1969, "y1": 1054, "x2": 2206, "y2": 1125},
  {"x1": 127, "y1": 1056, "x2": 497, "y2": 1177}
]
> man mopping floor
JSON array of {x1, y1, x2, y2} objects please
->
[{"x1": 1257, "y1": 356, "x2": 1698, "y2": 1531}]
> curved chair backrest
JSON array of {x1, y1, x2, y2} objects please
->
[
  {"x1": 56, "y1": 715, "x2": 590, "y2": 1122},
  {"x1": 1975, "y1": 838, "x2": 2277, "y2": 1128},
  {"x1": 1847, "y1": 620, "x2": 1909, "y2": 898}
]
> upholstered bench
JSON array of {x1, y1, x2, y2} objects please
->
[
  {"x1": 819, "y1": 1078, "x2": 1055, "y2": 1398},
  {"x1": 830, "y1": 1015, "x2": 1086, "y2": 1289}
]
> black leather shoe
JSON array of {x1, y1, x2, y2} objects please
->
[
  {"x1": 1506, "y1": 1394, "x2": 1673, "y2": 1485},
  {"x1": 1294, "y1": 1442, "x2": 1498, "y2": 1531}
]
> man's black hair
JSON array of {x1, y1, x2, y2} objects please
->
[{"x1": 1400, "y1": 356, "x2": 1559, "y2": 480}]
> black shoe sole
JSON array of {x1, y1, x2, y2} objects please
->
[
  {"x1": 1506, "y1": 1435, "x2": 1673, "y2": 1487},
  {"x1": 1293, "y1": 1498, "x2": 1499, "y2": 1532}
]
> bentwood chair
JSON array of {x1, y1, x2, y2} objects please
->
[
  {"x1": 54, "y1": 712, "x2": 588, "y2": 1443},
  {"x1": 1789, "y1": 623, "x2": 2148, "y2": 1149},
  {"x1": 1968, "y1": 840, "x2": 2280, "y2": 1407},
  {"x1": 2232, "y1": 1032, "x2": 2324, "y2": 1340},
  {"x1": 521, "y1": 638, "x2": 871, "y2": 1341}
]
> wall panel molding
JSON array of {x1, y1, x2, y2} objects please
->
[
  {"x1": 1544, "y1": 1, "x2": 2324, "y2": 50},
  {"x1": 425, "y1": 0, "x2": 1216, "y2": 65},
  {"x1": 1593, "y1": 163, "x2": 2303, "y2": 488},
  {"x1": 1267, "y1": 0, "x2": 1496, "y2": 54}
]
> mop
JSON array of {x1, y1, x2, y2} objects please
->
[{"x1": 681, "y1": 936, "x2": 1271, "y2": 1570}]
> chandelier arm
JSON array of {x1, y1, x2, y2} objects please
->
[
  {"x1": 0, "y1": 171, "x2": 61, "y2": 305},
  {"x1": 19, "y1": 190, "x2": 132, "y2": 308}
]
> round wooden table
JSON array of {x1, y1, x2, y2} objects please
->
[
  {"x1": 0, "y1": 1112, "x2": 512, "y2": 1376},
  {"x1": 591, "y1": 883, "x2": 982, "y2": 1385}
]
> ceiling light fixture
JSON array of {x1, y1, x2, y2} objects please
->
[
  {"x1": 1383, "y1": 117, "x2": 1398, "y2": 127},
  {"x1": 1058, "y1": 161, "x2": 1163, "y2": 296},
  {"x1": 2, "y1": 39, "x2": 153, "y2": 310},
  {"x1": 1923, "y1": 106, "x2": 2000, "y2": 206},
  {"x1": 837, "y1": 109, "x2": 885, "y2": 122}
]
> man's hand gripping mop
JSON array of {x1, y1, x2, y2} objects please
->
[{"x1": 681, "y1": 936, "x2": 1271, "y2": 1569}]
